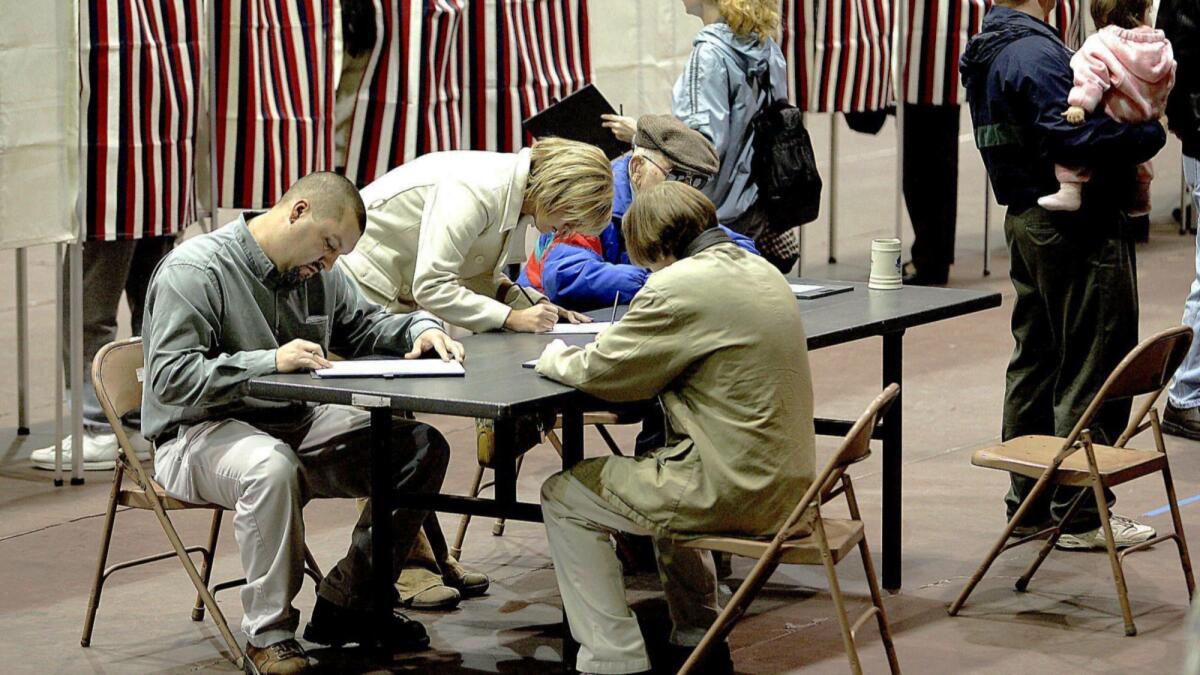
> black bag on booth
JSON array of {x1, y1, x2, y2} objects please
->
[{"x1": 749, "y1": 71, "x2": 823, "y2": 232}]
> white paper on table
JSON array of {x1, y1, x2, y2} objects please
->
[
  {"x1": 789, "y1": 283, "x2": 823, "y2": 294},
  {"x1": 313, "y1": 359, "x2": 465, "y2": 378},
  {"x1": 546, "y1": 322, "x2": 613, "y2": 335}
]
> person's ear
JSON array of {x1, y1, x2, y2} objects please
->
[{"x1": 289, "y1": 199, "x2": 309, "y2": 225}]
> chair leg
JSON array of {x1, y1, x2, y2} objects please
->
[
  {"x1": 817, "y1": 521, "x2": 863, "y2": 675},
  {"x1": 491, "y1": 454, "x2": 526, "y2": 536},
  {"x1": 450, "y1": 464, "x2": 487, "y2": 560},
  {"x1": 595, "y1": 424, "x2": 623, "y2": 456},
  {"x1": 1161, "y1": 464, "x2": 1197, "y2": 598},
  {"x1": 81, "y1": 466, "x2": 124, "y2": 648},
  {"x1": 303, "y1": 545, "x2": 324, "y2": 585},
  {"x1": 1091, "y1": 480, "x2": 1137, "y2": 636},
  {"x1": 1015, "y1": 490, "x2": 1087, "y2": 592},
  {"x1": 192, "y1": 509, "x2": 224, "y2": 622},
  {"x1": 948, "y1": 473, "x2": 1055, "y2": 615},
  {"x1": 857, "y1": 535, "x2": 901, "y2": 674}
]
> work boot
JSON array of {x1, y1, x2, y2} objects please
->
[
  {"x1": 304, "y1": 595, "x2": 430, "y2": 651},
  {"x1": 243, "y1": 639, "x2": 311, "y2": 674},
  {"x1": 1163, "y1": 403, "x2": 1200, "y2": 441}
]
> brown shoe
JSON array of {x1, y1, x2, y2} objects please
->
[
  {"x1": 1164, "y1": 403, "x2": 1200, "y2": 441},
  {"x1": 244, "y1": 639, "x2": 311, "y2": 675}
]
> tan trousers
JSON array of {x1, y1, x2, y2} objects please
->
[{"x1": 540, "y1": 472, "x2": 718, "y2": 675}]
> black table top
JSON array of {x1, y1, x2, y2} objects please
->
[{"x1": 247, "y1": 279, "x2": 1001, "y2": 419}]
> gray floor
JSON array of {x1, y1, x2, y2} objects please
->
[{"x1": 1, "y1": 128, "x2": 1197, "y2": 673}]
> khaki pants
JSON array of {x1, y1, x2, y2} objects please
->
[
  {"x1": 154, "y1": 405, "x2": 448, "y2": 647},
  {"x1": 540, "y1": 472, "x2": 718, "y2": 675}
]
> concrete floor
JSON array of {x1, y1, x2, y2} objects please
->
[{"x1": 0, "y1": 122, "x2": 1197, "y2": 673}]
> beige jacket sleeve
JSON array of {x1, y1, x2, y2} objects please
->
[
  {"x1": 412, "y1": 179, "x2": 513, "y2": 332},
  {"x1": 536, "y1": 283, "x2": 694, "y2": 401}
]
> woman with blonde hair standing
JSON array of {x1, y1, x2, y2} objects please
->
[{"x1": 604, "y1": 0, "x2": 795, "y2": 273}]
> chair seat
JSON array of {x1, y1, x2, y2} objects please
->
[
  {"x1": 972, "y1": 435, "x2": 1166, "y2": 487},
  {"x1": 118, "y1": 479, "x2": 220, "y2": 511},
  {"x1": 682, "y1": 518, "x2": 864, "y2": 566},
  {"x1": 553, "y1": 410, "x2": 643, "y2": 428}
]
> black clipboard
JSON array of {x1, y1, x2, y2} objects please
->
[{"x1": 522, "y1": 84, "x2": 626, "y2": 160}]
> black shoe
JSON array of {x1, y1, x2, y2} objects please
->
[
  {"x1": 666, "y1": 641, "x2": 734, "y2": 675},
  {"x1": 303, "y1": 596, "x2": 430, "y2": 651},
  {"x1": 901, "y1": 261, "x2": 949, "y2": 286},
  {"x1": 1163, "y1": 403, "x2": 1200, "y2": 441}
]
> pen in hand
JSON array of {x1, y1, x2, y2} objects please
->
[{"x1": 610, "y1": 291, "x2": 620, "y2": 323}]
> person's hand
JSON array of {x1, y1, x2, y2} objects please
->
[
  {"x1": 1063, "y1": 106, "x2": 1086, "y2": 125},
  {"x1": 601, "y1": 114, "x2": 637, "y2": 144},
  {"x1": 406, "y1": 329, "x2": 466, "y2": 362},
  {"x1": 539, "y1": 338, "x2": 569, "y2": 362},
  {"x1": 505, "y1": 304, "x2": 559, "y2": 333},
  {"x1": 542, "y1": 300, "x2": 592, "y2": 324},
  {"x1": 275, "y1": 339, "x2": 332, "y2": 373}
]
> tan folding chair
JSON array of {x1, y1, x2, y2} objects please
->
[
  {"x1": 948, "y1": 326, "x2": 1196, "y2": 636},
  {"x1": 678, "y1": 384, "x2": 902, "y2": 675},
  {"x1": 80, "y1": 338, "x2": 322, "y2": 667},
  {"x1": 450, "y1": 411, "x2": 636, "y2": 558}
]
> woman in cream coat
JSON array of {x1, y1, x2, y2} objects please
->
[
  {"x1": 339, "y1": 138, "x2": 614, "y2": 333},
  {"x1": 537, "y1": 182, "x2": 816, "y2": 674}
]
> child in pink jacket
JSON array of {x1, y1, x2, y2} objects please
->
[{"x1": 1039, "y1": 0, "x2": 1175, "y2": 214}]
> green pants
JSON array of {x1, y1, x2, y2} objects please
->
[{"x1": 1002, "y1": 205, "x2": 1137, "y2": 533}]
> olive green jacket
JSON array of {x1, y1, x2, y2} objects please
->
[{"x1": 537, "y1": 236, "x2": 815, "y2": 537}]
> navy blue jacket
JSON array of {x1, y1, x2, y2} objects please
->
[
  {"x1": 518, "y1": 154, "x2": 758, "y2": 310},
  {"x1": 960, "y1": 7, "x2": 1165, "y2": 211}
]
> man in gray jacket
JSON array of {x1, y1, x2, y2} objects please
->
[{"x1": 142, "y1": 172, "x2": 463, "y2": 674}]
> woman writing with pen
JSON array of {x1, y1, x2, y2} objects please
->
[{"x1": 337, "y1": 138, "x2": 614, "y2": 334}]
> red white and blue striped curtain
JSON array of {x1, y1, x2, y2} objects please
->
[
  {"x1": 899, "y1": 0, "x2": 1081, "y2": 106},
  {"x1": 783, "y1": 0, "x2": 893, "y2": 113},
  {"x1": 213, "y1": 0, "x2": 341, "y2": 209},
  {"x1": 81, "y1": 0, "x2": 202, "y2": 241}
]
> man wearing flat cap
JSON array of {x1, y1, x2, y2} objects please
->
[{"x1": 518, "y1": 114, "x2": 758, "y2": 310}]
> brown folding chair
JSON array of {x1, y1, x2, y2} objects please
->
[
  {"x1": 449, "y1": 411, "x2": 637, "y2": 559},
  {"x1": 80, "y1": 338, "x2": 322, "y2": 667},
  {"x1": 947, "y1": 326, "x2": 1197, "y2": 636},
  {"x1": 678, "y1": 384, "x2": 902, "y2": 675}
]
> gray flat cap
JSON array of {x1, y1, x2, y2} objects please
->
[{"x1": 634, "y1": 114, "x2": 719, "y2": 177}]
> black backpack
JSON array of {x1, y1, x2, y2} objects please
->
[{"x1": 748, "y1": 71, "x2": 822, "y2": 231}]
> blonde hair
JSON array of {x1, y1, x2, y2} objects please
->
[
  {"x1": 526, "y1": 138, "x2": 614, "y2": 236},
  {"x1": 718, "y1": 0, "x2": 780, "y2": 42},
  {"x1": 623, "y1": 182, "x2": 717, "y2": 267}
]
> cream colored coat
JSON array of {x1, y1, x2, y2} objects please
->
[
  {"x1": 537, "y1": 240, "x2": 816, "y2": 537},
  {"x1": 338, "y1": 149, "x2": 545, "y2": 332}
]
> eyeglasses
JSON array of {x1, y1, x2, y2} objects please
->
[{"x1": 637, "y1": 153, "x2": 710, "y2": 190}]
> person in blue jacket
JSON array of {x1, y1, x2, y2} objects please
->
[
  {"x1": 960, "y1": 0, "x2": 1165, "y2": 550},
  {"x1": 518, "y1": 114, "x2": 758, "y2": 310}
]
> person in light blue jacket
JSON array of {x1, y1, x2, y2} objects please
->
[
  {"x1": 604, "y1": 0, "x2": 793, "y2": 273},
  {"x1": 520, "y1": 114, "x2": 758, "y2": 310}
]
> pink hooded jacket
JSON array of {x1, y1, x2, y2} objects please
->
[{"x1": 1067, "y1": 25, "x2": 1176, "y2": 123}]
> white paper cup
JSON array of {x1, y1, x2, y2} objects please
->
[{"x1": 868, "y1": 238, "x2": 902, "y2": 290}]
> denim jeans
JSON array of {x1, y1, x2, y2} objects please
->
[{"x1": 1169, "y1": 154, "x2": 1200, "y2": 409}]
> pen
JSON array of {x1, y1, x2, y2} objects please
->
[
  {"x1": 610, "y1": 291, "x2": 620, "y2": 323},
  {"x1": 517, "y1": 285, "x2": 537, "y2": 308},
  {"x1": 619, "y1": 103, "x2": 623, "y2": 117}
]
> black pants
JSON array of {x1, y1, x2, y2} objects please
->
[
  {"x1": 902, "y1": 104, "x2": 960, "y2": 274},
  {"x1": 1001, "y1": 205, "x2": 1137, "y2": 533}
]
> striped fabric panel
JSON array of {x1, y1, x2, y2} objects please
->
[
  {"x1": 466, "y1": 0, "x2": 591, "y2": 153},
  {"x1": 790, "y1": 0, "x2": 893, "y2": 113},
  {"x1": 214, "y1": 0, "x2": 340, "y2": 209},
  {"x1": 81, "y1": 0, "x2": 201, "y2": 241}
]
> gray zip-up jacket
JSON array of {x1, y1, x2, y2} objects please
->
[
  {"x1": 141, "y1": 215, "x2": 442, "y2": 441},
  {"x1": 671, "y1": 22, "x2": 787, "y2": 224}
]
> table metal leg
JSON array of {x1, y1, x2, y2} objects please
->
[
  {"x1": 16, "y1": 248, "x2": 30, "y2": 435},
  {"x1": 369, "y1": 407, "x2": 393, "y2": 625},
  {"x1": 493, "y1": 418, "x2": 517, "y2": 505},
  {"x1": 560, "y1": 406, "x2": 584, "y2": 673},
  {"x1": 882, "y1": 331, "x2": 904, "y2": 591}
]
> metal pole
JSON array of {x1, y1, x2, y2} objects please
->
[
  {"x1": 209, "y1": 0, "x2": 220, "y2": 233},
  {"x1": 828, "y1": 114, "x2": 839, "y2": 264},
  {"x1": 983, "y1": 178, "x2": 992, "y2": 276},
  {"x1": 894, "y1": 0, "x2": 906, "y2": 241},
  {"x1": 1184, "y1": 162, "x2": 1193, "y2": 236},
  {"x1": 69, "y1": 242, "x2": 84, "y2": 485},
  {"x1": 15, "y1": 248, "x2": 30, "y2": 435},
  {"x1": 54, "y1": 244, "x2": 65, "y2": 487}
]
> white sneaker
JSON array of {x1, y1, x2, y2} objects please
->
[
  {"x1": 1056, "y1": 514, "x2": 1157, "y2": 550},
  {"x1": 29, "y1": 427, "x2": 152, "y2": 471}
]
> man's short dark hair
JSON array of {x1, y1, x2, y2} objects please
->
[{"x1": 281, "y1": 172, "x2": 367, "y2": 232}]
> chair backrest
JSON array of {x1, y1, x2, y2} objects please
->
[
  {"x1": 90, "y1": 338, "x2": 146, "y2": 469},
  {"x1": 1062, "y1": 326, "x2": 1193, "y2": 450},
  {"x1": 781, "y1": 383, "x2": 900, "y2": 538}
]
